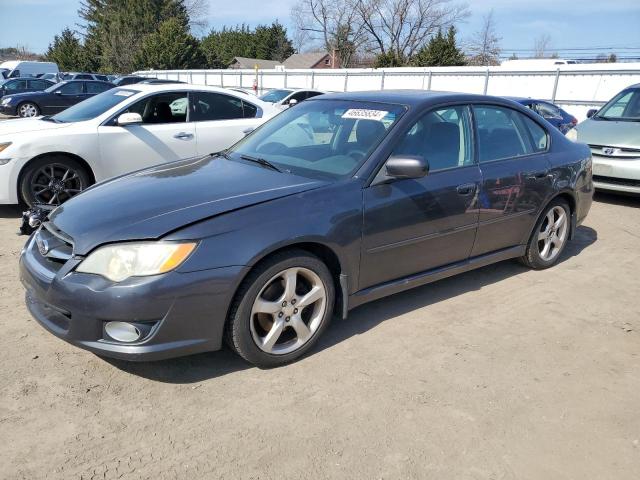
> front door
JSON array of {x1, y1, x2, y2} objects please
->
[
  {"x1": 96, "y1": 91, "x2": 197, "y2": 180},
  {"x1": 471, "y1": 104, "x2": 553, "y2": 256},
  {"x1": 42, "y1": 81, "x2": 84, "y2": 114},
  {"x1": 360, "y1": 105, "x2": 481, "y2": 290}
]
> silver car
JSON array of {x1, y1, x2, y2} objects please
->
[{"x1": 567, "y1": 84, "x2": 640, "y2": 195}]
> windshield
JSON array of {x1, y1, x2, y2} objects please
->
[
  {"x1": 228, "y1": 99, "x2": 405, "y2": 180},
  {"x1": 50, "y1": 88, "x2": 138, "y2": 123},
  {"x1": 259, "y1": 89, "x2": 293, "y2": 103},
  {"x1": 596, "y1": 88, "x2": 640, "y2": 121}
]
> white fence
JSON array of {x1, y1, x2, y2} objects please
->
[{"x1": 135, "y1": 63, "x2": 640, "y2": 121}]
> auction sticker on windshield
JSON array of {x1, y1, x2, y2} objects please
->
[{"x1": 342, "y1": 109, "x2": 389, "y2": 121}]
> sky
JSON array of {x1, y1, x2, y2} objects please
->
[{"x1": 0, "y1": 0, "x2": 639, "y2": 59}]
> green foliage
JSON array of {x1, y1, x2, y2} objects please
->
[
  {"x1": 200, "y1": 22, "x2": 294, "y2": 68},
  {"x1": 373, "y1": 51, "x2": 406, "y2": 68},
  {"x1": 45, "y1": 28, "x2": 85, "y2": 71},
  {"x1": 135, "y1": 17, "x2": 206, "y2": 70},
  {"x1": 410, "y1": 27, "x2": 466, "y2": 67}
]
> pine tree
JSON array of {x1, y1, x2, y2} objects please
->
[
  {"x1": 135, "y1": 17, "x2": 206, "y2": 70},
  {"x1": 410, "y1": 26, "x2": 465, "y2": 67},
  {"x1": 45, "y1": 28, "x2": 85, "y2": 71}
]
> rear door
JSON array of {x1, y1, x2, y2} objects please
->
[
  {"x1": 359, "y1": 104, "x2": 481, "y2": 290},
  {"x1": 96, "y1": 91, "x2": 197, "y2": 179},
  {"x1": 191, "y1": 91, "x2": 263, "y2": 155},
  {"x1": 471, "y1": 104, "x2": 552, "y2": 256}
]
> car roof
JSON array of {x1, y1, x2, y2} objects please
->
[
  {"x1": 122, "y1": 83, "x2": 260, "y2": 94},
  {"x1": 315, "y1": 89, "x2": 504, "y2": 107}
]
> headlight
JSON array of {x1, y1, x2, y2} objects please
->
[
  {"x1": 1, "y1": 97, "x2": 10, "y2": 105},
  {"x1": 76, "y1": 241, "x2": 197, "y2": 282},
  {"x1": 565, "y1": 128, "x2": 578, "y2": 142},
  {"x1": 0, "y1": 142, "x2": 11, "y2": 153}
]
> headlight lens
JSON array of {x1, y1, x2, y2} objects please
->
[
  {"x1": 1, "y1": 97, "x2": 10, "y2": 105},
  {"x1": 565, "y1": 128, "x2": 578, "y2": 142},
  {"x1": 0, "y1": 142, "x2": 11, "y2": 153},
  {"x1": 76, "y1": 241, "x2": 197, "y2": 282}
]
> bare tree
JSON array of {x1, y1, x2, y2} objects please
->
[
  {"x1": 291, "y1": 0, "x2": 369, "y2": 67},
  {"x1": 292, "y1": 0, "x2": 467, "y2": 66},
  {"x1": 355, "y1": 0, "x2": 468, "y2": 60},
  {"x1": 184, "y1": 0, "x2": 209, "y2": 34},
  {"x1": 533, "y1": 33, "x2": 552, "y2": 58},
  {"x1": 466, "y1": 9, "x2": 501, "y2": 66}
]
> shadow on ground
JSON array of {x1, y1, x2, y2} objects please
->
[{"x1": 107, "y1": 225, "x2": 597, "y2": 384}]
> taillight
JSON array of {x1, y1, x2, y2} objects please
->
[{"x1": 571, "y1": 117, "x2": 577, "y2": 125}]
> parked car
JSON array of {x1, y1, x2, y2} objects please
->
[
  {"x1": 0, "y1": 80, "x2": 115, "y2": 118},
  {"x1": 259, "y1": 88, "x2": 324, "y2": 109},
  {"x1": 139, "y1": 79, "x2": 186, "y2": 85},
  {"x1": 0, "y1": 77, "x2": 55, "y2": 99},
  {"x1": 508, "y1": 97, "x2": 577, "y2": 134},
  {"x1": 18, "y1": 90, "x2": 593, "y2": 367},
  {"x1": 0, "y1": 84, "x2": 278, "y2": 206},
  {"x1": 61, "y1": 72, "x2": 110, "y2": 82},
  {"x1": 566, "y1": 84, "x2": 640, "y2": 195},
  {"x1": 113, "y1": 76, "x2": 147, "y2": 86},
  {"x1": 0, "y1": 61, "x2": 59, "y2": 79}
]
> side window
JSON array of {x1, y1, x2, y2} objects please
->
[
  {"x1": 536, "y1": 102, "x2": 561, "y2": 119},
  {"x1": 124, "y1": 92, "x2": 188, "y2": 124},
  {"x1": 306, "y1": 91, "x2": 323, "y2": 100},
  {"x1": 192, "y1": 92, "x2": 246, "y2": 121},
  {"x1": 27, "y1": 79, "x2": 49, "y2": 89},
  {"x1": 76, "y1": 74, "x2": 93, "y2": 80},
  {"x1": 5, "y1": 80, "x2": 26, "y2": 91},
  {"x1": 86, "y1": 82, "x2": 111, "y2": 94},
  {"x1": 289, "y1": 91, "x2": 308, "y2": 103},
  {"x1": 242, "y1": 100, "x2": 258, "y2": 118},
  {"x1": 59, "y1": 82, "x2": 83, "y2": 94},
  {"x1": 474, "y1": 105, "x2": 543, "y2": 162},
  {"x1": 95, "y1": 75, "x2": 109, "y2": 82},
  {"x1": 392, "y1": 105, "x2": 473, "y2": 172},
  {"x1": 522, "y1": 116, "x2": 549, "y2": 152}
]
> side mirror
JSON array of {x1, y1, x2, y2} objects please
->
[
  {"x1": 586, "y1": 109, "x2": 598, "y2": 118},
  {"x1": 117, "y1": 112, "x2": 143, "y2": 126},
  {"x1": 385, "y1": 155, "x2": 429, "y2": 180},
  {"x1": 288, "y1": 98, "x2": 298, "y2": 107}
]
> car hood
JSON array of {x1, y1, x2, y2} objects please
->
[
  {"x1": 48, "y1": 155, "x2": 328, "y2": 255},
  {"x1": 577, "y1": 118, "x2": 640, "y2": 148},
  {"x1": 0, "y1": 117, "x2": 72, "y2": 136}
]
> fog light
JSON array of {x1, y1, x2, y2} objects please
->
[{"x1": 105, "y1": 321, "x2": 141, "y2": 343}]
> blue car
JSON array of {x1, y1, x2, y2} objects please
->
[{"x1": 508, "y1": 97, "x2": 577, "y2": 134}]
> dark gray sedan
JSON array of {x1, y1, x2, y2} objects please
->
[{"x1": 20, "y1": 91, "x2": 593, "y2": 367}]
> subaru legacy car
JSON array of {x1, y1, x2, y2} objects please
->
[
  {"x1": 20, "y1": 91, "x2": 593, "y2": 367},
  {"x1": 567, "y1": 84, "x2": 640, "y2": 195}
]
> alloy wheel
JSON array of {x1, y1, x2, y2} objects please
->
[
  {"x1": 537, "y1": 206, "x2": 568, "y2": 262},
  {"x1": 250, "y1": 267, "x2": 327, "y2": 355},
  {"x1": 18, "y1": 103, "x2": 38, "y2": 117},
  {"x1": 30, "y1": 163, "x2": 85, "y2": 205}
]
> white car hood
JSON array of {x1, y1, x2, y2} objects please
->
[{"x1": 0, "y1": 117, "x2": 72, "y2": 137}]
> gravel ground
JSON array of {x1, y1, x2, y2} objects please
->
[{"x1": 0, "y1": 193, "x2": 639, "y2": 480}]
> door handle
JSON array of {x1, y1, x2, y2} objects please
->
[
  {"x1": 174, "y1": 132, "x2": 194, "y2": 140},
  {"x1": 456, "y1": 183, "x2": 476, "y2": 195},
  {"x1": 526, "y1": 171, "x2": 549, "y2": 180},
  {"x1": 243, "y1": 127, "x2": 255, "y2": 135}
]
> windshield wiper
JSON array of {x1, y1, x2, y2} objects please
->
[{"x1": 240, "y1": 154, "x2": 282, "y2": 173}]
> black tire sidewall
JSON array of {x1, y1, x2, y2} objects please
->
[
  {"x1": 525, "y1": 199, "x2": 570, "y2": 269},
  {"x1": 229, "y1": 251, "x2": 335, "y2": 368},
  {"x1": 20, "y1": 156, "x2": 91, "y2": 207}
]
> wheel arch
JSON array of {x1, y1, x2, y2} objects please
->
[
  {"x1": 17, "y1": 152, "x2": 96, "y2": 203},
  {"x1": 226, "y1": 241, "x2": 348, "y2": 326},
  {"x1": 548, "y1": 190, "x2": 577, "y2": 239}
]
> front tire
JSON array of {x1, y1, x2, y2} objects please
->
[
  {"x1": 17, "y1": 102, "x2": 39, "y2": 118},
  {"x1": 520, "y1": 199, "x2": 570, "y2": 269},
  {"x1": 20, "y1": 156, "x2": 92, "y2": 207},
  {"x1": 226, "y1": 250, "x2": 335, "y2": 368}
]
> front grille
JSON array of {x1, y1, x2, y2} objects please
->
[
  {"x1": 589, "y1": 144, "x2": 640, "y2": 160},
  {"x1": 35, "y1": 222, "x2": 74, "y2": 267},
  {"x1": 593, "y1": 175, "x2": 640, "y2": 188}
]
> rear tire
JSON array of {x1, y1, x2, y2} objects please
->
[
  {"x1": 519, "y1": 198, "x2": 570, "y2": 269},
  {"x1": 19, "y1": 155, "x2": 92, "y2": 207},
  {"x1": 17, "y1": 102, "x2": 39, "y2": 118},
  {"x1": 226, "y1": 250, "x2": 335, "y2": 368}
]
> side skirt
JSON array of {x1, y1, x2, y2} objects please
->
[{"x1": 347, "y1": 245, "x2": 526, "y2": 310}]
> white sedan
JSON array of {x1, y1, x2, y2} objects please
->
[{"x1": 0, "y1": 84, "x2": 279, "y2": 206}]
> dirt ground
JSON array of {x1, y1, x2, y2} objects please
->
[{"x1": 0, "y1": 193, "x2": 639, "y2": 480}]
